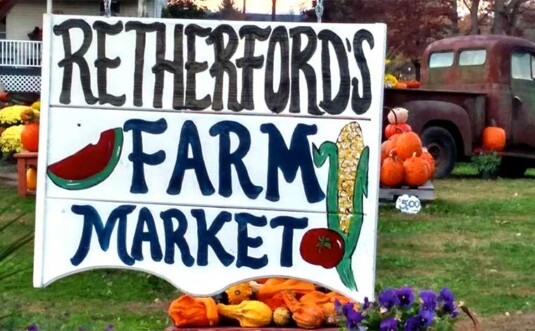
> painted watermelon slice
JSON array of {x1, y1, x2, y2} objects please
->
[{"x1": 47, "y1": 128, "x2": 123, "y2": 190}]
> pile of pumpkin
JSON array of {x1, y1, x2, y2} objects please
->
[
  {"x1": 168, "y1": 278, "x2": 357, "y2": 329},
  {"x1": 380, "y1": 107, "x2": 435, "y2": 188}
]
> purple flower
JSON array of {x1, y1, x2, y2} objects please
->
[
  {"x1": 437, "y1": 288, "x2": 455, "y2": 303},
  {"x1": 26, "y1": 324, "x2": 40, "y2": 331},
  {"x1": 396, "y1": 286, "x2": 414, "y2": 308},
  {"x1": 379, "y1": 289, "x2": 400, "y2": 309},
  {"x1": 403, "y1": 317, "x2": 421, "y2": 331},
  {"x1": 363, "y1": 296, "x2": 371, "y2": 310},
  {"x1": 419, "y1": 290, "x2": 436, "y2": 311},
  {"x1": 345, "y1": 309, "x2": 364, "y2": 330},
  {"x1": 441, "y1": 301, "x2": 459, "y2": 317},
  {"x1": 342, "y1": 302, "x2": 357, "y2": 316},
  {"x1": 103, "y1": 324, "x2": 115, "y2": 331},
  {"x1": 334, "y1": 299, "x2": 342, "y2": 312},
  {"x1": 380, "y1": 317, "x2": 398, "y2": 331},
  {"x1": 418, "y1": 309, "x2": 435, "y2": 328}
]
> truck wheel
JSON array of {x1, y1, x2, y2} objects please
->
[
  {"x1": 421, "y1": 127, "x2": 457, "y2": 178},
  {"x1": 499, "y1": 157, "x2": 527, "y2": 178}
]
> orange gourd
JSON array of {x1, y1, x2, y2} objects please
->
[
  {"x1": 421, "y1": 148, "x2": 436, "y2": 179},
  {"x1": 281, "y1": 290, "x2": 324, "y2": 329},
  {"x1": 226, "y1": 283, "x2": 253, "y2": 304},
  {"x1": 396, "y1": 131, "x2": 422, "y2": 161},
  {"x1": 482, "y1": 125, "x2": 506, "y2": 151},
  {"x1": 403, "y1": 153, "x2": 430, "y2": 187},
  {"x1": 21, "y1": 122, "x2": 39, "y2": 152},
  {"x1": 380, "y1": 151, "x2": 404, "y2": 187},
  {"x1": 168, "y1": 295, "x2": 219, "y2": 327},
  {"x1": 255, "y1": 278, "x2": 315, "y2": 303},
  {"x1": 26, "y1": 167, "x2": 37, "y2": 190}
]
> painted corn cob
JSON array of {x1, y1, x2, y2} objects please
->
[
  {"x1": 313, "y1": 121, "x2": 369, "y2": 290},
  {"x1": 336, "y1": 122, "x2": 365, "y2": 234}
]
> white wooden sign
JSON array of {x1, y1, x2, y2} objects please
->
[{"x1": 34, "y1": 14, "x2": 386, "y2": 302}]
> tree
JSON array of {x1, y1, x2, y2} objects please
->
[
  {"x1": 303, "y1": 0, "x2": 458, "y2": 60},
  {"x1": 163, "y1": 0, "x2": 208, "y2": 19},
  {"x1": 219, "y1": 0, "x2": 244, "y2": 20}
]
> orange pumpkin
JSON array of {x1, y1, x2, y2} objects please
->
[
  {"x1": 168, "y1": 295, "x2": 219, "y2": 327},
  {"x1": 421, "y1": 148, "x2": 436, "y2": 179},
  {"x1": 380, "y1": 151, "x2": 404, "y2": 187},
  {"x1": 26, "y1": 167, "x2": 37, "y2": 190},
  {"x1": 482, "y1": 125, "x2": 506, "y2": 151},
  {"x1": 384, "y1": 133, "x2": 400, "y2": 157},
  {"x1": 396, "y1": 131, "x2": 422, "y2": 161},
  {"x1": 21, "y1": 122, "x2": 40, "y2": 152},
  {"x1": 384, "y1": 123, "x2": 411, "y2": 139},
  {"x1": 403, "y1": 153, "x2": 430, "y2": 187}
]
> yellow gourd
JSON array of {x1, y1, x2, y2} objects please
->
[
  {"x1": 217, "y1": 300, "x2": 272, "y2": 327},
  {"x1": 273, "y1": 306, "x2": 292, "y2": 326}
]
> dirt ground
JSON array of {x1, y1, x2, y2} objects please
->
[{"x1": 456, "y1": 311, "x2": 535, "y2": 330}]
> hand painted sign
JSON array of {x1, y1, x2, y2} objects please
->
[{"x1": 34, "y1": 14, "x2": 386, "y2": 302}]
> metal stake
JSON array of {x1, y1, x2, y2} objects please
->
[
  {"x1": 103, "y1": 0, "x2": 112, "y2": 17},
  {"x1": 315, "y1": 0, "x2": 324, "y2": 23}
]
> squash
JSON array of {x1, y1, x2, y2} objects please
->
[
  {"x1": 255, "y1": 278, "x2": 316, "y2": 303},
  {"x1": 20, "y1": 122, "x2": 39, "y2": 152},
  {"x1": 421, "y1": 148, "x2": 436, "y2": 179},
  {"x1": 168, "y1": 295, "x2": 219, "y2": 327},
  {"x1": 217, "y1": 300, "x2": 272, "y2": 327},
  {"x1": 26, "y1": 167, "x2": 37, "y2": 190},
  {"x1": 482, "y1": 123, "x2": 506, "y2": 151},
  {"x1": 226, "y1": 282, "x2": 253, "y2": 304},
  {"x1": 281, "y1": 290, "x2": 324, "y2": 329},
  {"x1": 384, "y1": 123, "x2": 411, "y2": 139},
  {"x1": 396, "y1": 131, "x2": 422, "y2": 161},
  {"x1": 380, "y1": 151, "x2": 404, "y2": 187},
  {"x1": 387, "y1": 107, "x2": 409, "y2": 124},
  {"x1": 403, "y1": 153, "x2": 430, "y2": 187},
  {"x1": 273, "y1": 306, "x2": 292, "y2": 326}
]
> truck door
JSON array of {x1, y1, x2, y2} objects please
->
[{"x1": 510, "y1": 51, "x2": 535, "y2": 147}]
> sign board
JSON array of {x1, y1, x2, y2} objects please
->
[{"x1": 34, "y1": 14, "x2": 386, "y2": 301}]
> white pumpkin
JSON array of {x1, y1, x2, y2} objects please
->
[{"x1": 388, "y1": 107, "x2": 409, "y2": 124}]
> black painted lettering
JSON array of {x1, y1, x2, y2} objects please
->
[
  {"x1": 185, "y1": 24, "x2": 212, "y2": 110},
  {"x1": 237, "y1": 25, "x2": 271, "y2": 110},
  {"x1": 93, "y1": 20, "x2": 125, "y2": 106},
  {"x1": 290, "y1": 27, "x2": 322, "y2": 115},
  {"x1": 53, "y1": 19, "x2": 98, "y2": 105}
]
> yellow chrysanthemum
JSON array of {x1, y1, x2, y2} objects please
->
[
  {"x1": 0, "y1": 125, "x2": 24, "y2": 153},
  {"x1": 31, "y1": 100, "x2": 41, "y2": 111},
  {"x1": 0, "y1": 105, "x2": 31, "y2": 126}
]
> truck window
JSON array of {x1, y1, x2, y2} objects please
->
[
  {"x1": 511, "y1": 51, "x2": 535, "y2": 80},
  {"x1": 429, "y1": 52, "x2": 454, "y2": 68},
  {"x1": 459, "y1": 49, "x2": 486, "y2": 66}
]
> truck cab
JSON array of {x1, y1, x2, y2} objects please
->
[{"x1": 385, "y1": 35, "x2": 535, "y2": 177}]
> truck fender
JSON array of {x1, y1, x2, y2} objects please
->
[{"x1": 399, "y1": 100, "x2": 472, "y2": 157}]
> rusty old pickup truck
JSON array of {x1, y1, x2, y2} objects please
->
[{"x1": 384, "y1": 34, "x2": 535, "y2": 178}]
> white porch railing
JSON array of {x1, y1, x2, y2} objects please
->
[{"x1": 0, "y1": 40, "x2": 42, "y2": 67}]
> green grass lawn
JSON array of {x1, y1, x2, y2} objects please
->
[{"x1": 1, "y1": 164, "x2": 535, "y2": 330}]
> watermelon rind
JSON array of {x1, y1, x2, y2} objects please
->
[{"x1": 47, "y1": 128, "x2": 123, "y2": 190}]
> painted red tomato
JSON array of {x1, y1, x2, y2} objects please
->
[{"x1": 299, "y1": 228, "x2": 345, "y2": 269}]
